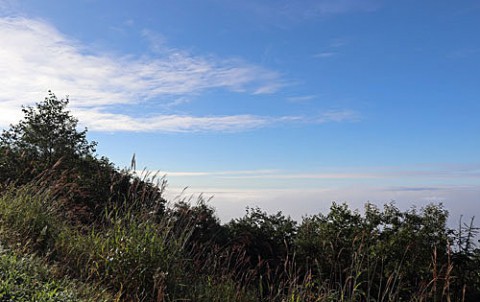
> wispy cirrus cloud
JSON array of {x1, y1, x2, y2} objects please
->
[
  {"x1": 0, "y1": 17, "x2": 285, "y2": 129},
  {"x1": 231, "y1": 0, "x2": 381, "y2": 23},
  {"x1": 75, "y1": 110, "x2": 270, "y2": 132},
  {"x1": 0, "y1": 16, "x2": 359, "y2": 132},
  {"x1": 163, "y1": 169, "x2": 279, "y2": 177},
  {"x1": 313, "y1": 38, "x2": 350, "y2": 59},
  {"x1": 0, "y1": 17, "x2": 282, "y2": 104},
  {"x1": 316, "y1": 110, "x2": 360, "y2": 123},
  {"x1": 287, "y1": 95, "x2": 317, "y2": 103},
  {"x1": 314, "y1": 52, "x2": 337, "y2": 58},
  {"x1": 0, "y1": 0, "x2": 14, "y2": 14},
  {"x1": 302, "y1": 0, "x2": 380, "y2": 16},
  {"x1": 447, "y1": 47, "x2": 480, "y2": 59},
  {"x1": 73, "y1": 109, "x2": 357, "y2": 132}
]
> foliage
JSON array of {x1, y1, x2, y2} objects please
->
[
  {"x1": 227, "y1": 207, "x2": 297, "y2": 265},
  {"x1": 0, "y1": 183, "x2": 253, "y2": 301},
  {"x1": 0, "y1": 243, "x2": 111, "y2": 302},
  {"x1": 225, "y1": 207, "x2": 298, "y2": 299},
  {"x1": 1, "y1": 179, "x2": 480, "y2": 301},
  {"x1": 450, "y1": 216, "x2": 480, "y2": 301},
  {"x1": 0, "y1": 93, "x2": 479, "y2": 301},
  {"x1": 0, "y1": 91, "x2": 96, "y2": 184},
  {"x1": 166, "y1": 197, "x2": 227, "y2": 246},
  {"x1": 0, "y1": 185, "x2": 60, "y2": 254},
  {"x1": 295, "y1": 202, "x2": 456, "y2": 301},
  {"x1": 0, "y1": 92, "x2": 166, "y2": 224}
]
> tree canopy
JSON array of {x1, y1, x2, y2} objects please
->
[{"x1": 0, "y1": 91, "x2": 97, "y2": 183}]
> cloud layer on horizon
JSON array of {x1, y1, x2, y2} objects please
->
[
  {"x1": 162, "y1": 163, "x2": 480, "y2": 181},
  {"x1": 163, "y1": 182, "x2": 480, "y2": 225}
]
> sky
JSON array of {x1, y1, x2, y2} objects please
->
[{"x1": 0, "y1": 0, "x2": 479, "y2": 224}]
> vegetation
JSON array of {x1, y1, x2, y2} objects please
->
[
  {"x1": 0, "y1": 243, "x2": 112, "y2": 301},
  {"x1": 0, "y1": 93, "x2": 479, "y2": 301}
]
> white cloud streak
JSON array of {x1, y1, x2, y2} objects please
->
[
  {"x1": 316, "y1": 110, "x2": 360, "y2": 122},
  {"x1": 0, "y1": 16, "x2": 359, "y2": 132},
  {"x1": 0, "y1": 17, "x2": 288, "y2": 131},
  {"x1": 0, "y1": 17, "x2": 281, "y2": 105},
  {"x1": 75, "y1": 110, "x2": 271, "y2": 132},
  {"x1": 304, "y1": 0, "x2": 380, "y2": 16},
  {"x1": 287, "y1": 95, "x2": 317, "y2": 103},
  {"x1": 314, "y1": 52, "x2": 336, "y2": 58},
  {"x1": 163, "y1": 164, "x2": 480, "y2": 181},
  {"x1": 72, "y1": 109, "x2": 358, "y2": 132},
  {"x1": 163, "y1": 169, "x2": 280, "y2": 177}
]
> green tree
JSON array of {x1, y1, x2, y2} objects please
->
[
  {"x1": 0, "y1": 92, "x2": 166, "y2": 223},
  {"x1": 225, "y1": 207, "x2": 297, "y2": 298},
  {"x1": 295, "y1": 202, "x2": 455, "y2": 301},
  {"x1": 227, "y1": 207, "x2": 297, "y2": 265},
  {"x1": 0, "y1": 91, "x2": 96, "y2": 183}
]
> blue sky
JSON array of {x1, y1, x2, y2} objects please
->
[{"x1": 1, "y1": 0, "x2": 479, "y2": 223}]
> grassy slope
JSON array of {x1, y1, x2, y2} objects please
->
[
  {"x1": 0, "y1": 186, "x2": 251, "y2": 302},
  {"x1": 0, "y1": 243, "x2": 113, "y2": 302},
  {"x1": 0, "y1": 183, "x2": 477, "y2": 301}
]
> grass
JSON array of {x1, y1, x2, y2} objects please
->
[
  {"x1": 0, "y1": 181, "x2": 478, "y2": 301},
  {"x1": 0, "y1": 242, "x2": 112, "y2": 302},
  {"x1": 0, "y1": 184, "x2": 257, "y2": 301}
]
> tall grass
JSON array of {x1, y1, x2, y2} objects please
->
[
  {"x1": 0, "y1": 184, "x2": 60, "y2": 255},
  {"x1": 0, "y1": 244, "x2": 112, "y2": 301},
  {"x1": 0, "y1": 182, "x2": 255, "y2": 301},
  {"x1": 0, "y1": 178, "x2": 477, "y2": 301}
]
